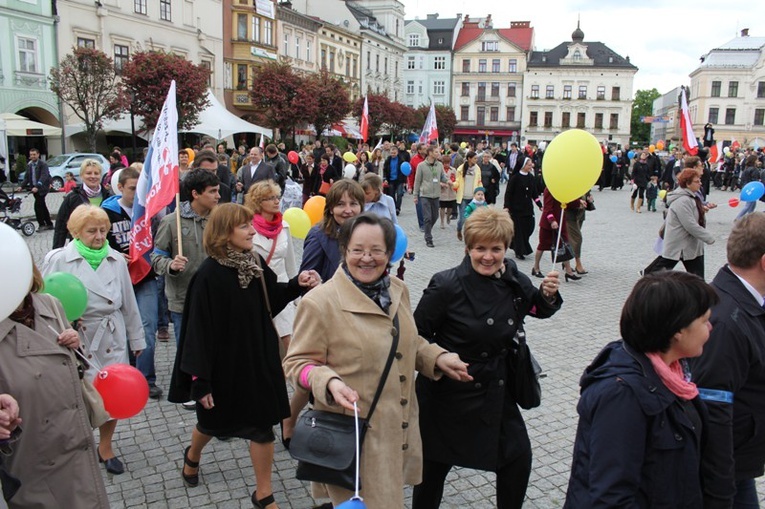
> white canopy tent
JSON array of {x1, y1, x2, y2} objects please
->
[
  {"x1": 181, "y1": 90, "x2": 272, "y2": 140},
  {"x1": 66, "y1": 113, "x2": 150, "y2": 140},
  {"x1": 0, "y1": 113, "x2": 62, "y2": 137},
  {"x1": 0, "y1": 119, "x2": 8, "y2": 163}
]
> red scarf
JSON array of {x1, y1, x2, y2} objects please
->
[
  {"x1": 252, "y1": 212, "x2": 284, "y2": 240},
  {"x1": 645, "y1": 352, "x2": 699, "y2": 400}
]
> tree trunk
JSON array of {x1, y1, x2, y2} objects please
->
[{"x1": 86, "y1": 125, "x2": 98, "y2": 152}]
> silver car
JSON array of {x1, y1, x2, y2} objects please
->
[{"x1": 37, "y1": 153, "x2": 111, "y2": 191}]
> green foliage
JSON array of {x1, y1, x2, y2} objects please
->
[
  {"x1": 14, "y1": 155, "x2": 27, "y2": 179},
  {"x1": 631, "y1": 88, "x2": 661, "y2": 145}
]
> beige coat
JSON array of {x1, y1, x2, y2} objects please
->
[
  {"x1": 284, "y1": 268, "x2": 446, "y2": 508},
  {"x1": 0, "y1": 293, "x2": 109, "y2": 508}
]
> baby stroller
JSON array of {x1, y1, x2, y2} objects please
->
[{"x1": 0, "y1": 187, "x2": 36, "y2": 236}]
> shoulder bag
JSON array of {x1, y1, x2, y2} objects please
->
[
  {"x1": 289, "y1": 315, "x2": 400, "y2": 491},
  {"x1": 508, "y1": 323, "x2": 542, "y2": 410},
  {"x1": 551, "y1": 239, "x2": 575, "y2": 263}
]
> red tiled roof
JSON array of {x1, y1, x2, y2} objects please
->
[{"x1": 454, "y1": 23, "x2": 533, "y2": 52}]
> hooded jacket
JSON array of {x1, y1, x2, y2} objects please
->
[
  {"x1": 564, "y1": 341, "x2": 706, "y2": 509},
  {"x1": 662, "y1": 188, "x2": 715, "y2": 261}
]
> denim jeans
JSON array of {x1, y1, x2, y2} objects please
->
[
  {"x1": 156, "y1": 275, "x2": 169, "y2": 328},
  {"x1": 392, "y1": 181, "x2": 406, "y2": 212},
  {"x1": 734, "y1": 478, "x2": 759, "y2": 509},
  {"x1": 456, "y1": 198, "x2": 471, "y2": 232},
  {"x1": 131, "y1": 278, "x2": 158, "y2": 385},
  {"x1": 171, "y1": 311, "x2": 184, "y2": 346}
]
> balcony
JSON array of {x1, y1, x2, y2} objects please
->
[{"x1": 14, "y1": 71, "x2": 46, "y2": 88}]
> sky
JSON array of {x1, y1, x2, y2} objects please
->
[{"x1": 403, "y1": 0, "x2": 760, "y2": 98}]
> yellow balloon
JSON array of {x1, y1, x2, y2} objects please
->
[
  {"x1": 460, "y1": 142, "x2": 468, "y2": 149},
  {"x1": 283, "y1": 207, "x2": 311, "y2": 239},
  {"x1": 343, "y1": 152, "x2": 358, "y2": 163},
  {"x1": 303, "y1": 195, "x2": 326, "y2": 225},
  {"x1": 659, "y1": 189, "x2": 667, "y2": 200},
  {"x1": 185, "y1": 148, "x2": 195, "y2": 163},
  {"x1": 543, "y1": 129, "x2": 602, "y2": 204}
]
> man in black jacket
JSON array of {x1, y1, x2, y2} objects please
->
[
  {"x1": 18, "y1": 148, "x2": 53, "y2": 230},
  {"x1": 691, "y1": 213, "x2": 765, "y2": 509}
]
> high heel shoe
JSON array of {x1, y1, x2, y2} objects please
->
[
  {"x1": 252, "y1": 493, "x2": 276, "y2": 508},
  {"x1": 565, "y1": 272, "x2": 582, "y2": 282},
  {"x1": 181, "y1": 446, "x2": 200, "y2": 487},
  {"x1": 531, "y1": 269, "x2": 544, "y2": 278},
  {"x1": 575, "y1": 269, "x2": 589, "y2": 275}
]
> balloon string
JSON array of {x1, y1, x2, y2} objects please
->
[
  {"x1": 550, "y1": 206, "x2": 566, "y2": 268},
  {"x1": 46, "y1": 324, "x2": 104, "y2": 372},
  {"x1": 352, "y1": 400, "x2": 362, "y2": 501}
]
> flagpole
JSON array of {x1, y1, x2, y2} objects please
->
[{"x1": 175, "y1": 193, "x2": 183, "y2": 257}]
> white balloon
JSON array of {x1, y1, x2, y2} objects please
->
[
  {"x1": 110, "y1": 168, "x2": 124, "y2": 194},
  {"x1": 343, "y1": 163, "x2": 357, "y2": 180},
  {"x1": 0, "y1": 222, "x2": 33, "y2": 321}
]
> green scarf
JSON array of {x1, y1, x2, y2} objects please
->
[{"x1": 74, "y1": 239, "x2": 109, "y2": 270}]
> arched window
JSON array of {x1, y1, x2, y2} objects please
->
[{"x1": 573, "y1": 50, "x2": 581, "y2": 61}]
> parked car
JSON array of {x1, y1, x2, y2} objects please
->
[{"x1": 19, "y1": 153, "x2": 110, "y2": 191}]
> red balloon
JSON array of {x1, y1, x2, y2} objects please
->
[
  {"x1": 729, "y1": 197, "x2": 740, "y2": 208},
  {"x1": 93, "y1": 364, "x2": 149, "y2": 419},
  {"x1": 731, "y1": 140, "x2": 741, "y2": 151},
  {"x1": 288, "y1": 151, "x2": 299, "y2": 164}
]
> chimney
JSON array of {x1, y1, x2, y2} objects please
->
[
  {"x1": 741, "y1": 28, "x2": 749, "y2": 37},
  {"x1": 427, "y1": 13, "x2": 438, "y2": 20},
  {"x1": 626, "y1": 55, "x2": 630, "y2": 63},
  {"x1": 485, "y1": 14, "x2": 493, "y2": 28}
]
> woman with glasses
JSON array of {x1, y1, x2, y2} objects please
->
[{"x1": 642, "y1": 161, "x2": 716, "y2": 278}]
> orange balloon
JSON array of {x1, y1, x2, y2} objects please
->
[
  {"x1": 656, "y1": 140, "x2": 665, "y2": 151},
  {"x1": 303, "y1": 195, "x2": 326, "y2": 225},
  {"x1": 185, "y1": 148, "x2": 195, "y2": 162},
  {"x1": 649, "y1": 144, "x2": 656, "y2": 153}
]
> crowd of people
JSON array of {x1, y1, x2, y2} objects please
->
[{"x1": 1, "y1": 135, "x2": 765, "y2": 509}]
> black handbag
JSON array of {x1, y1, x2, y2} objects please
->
[
  {"x1": 508, "y1": 327, "x2": 542, "y2": 410},
  {"x1": 551, "y1": 239, "x2": 575, "y2": 263},
  {"x1": 290, "y1": 315, "x2": 400, "y2": 491}
]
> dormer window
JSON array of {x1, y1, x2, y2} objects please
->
[
  {"x1": 482, "y1": 41, "x2": 499, "y2": 52},
  {"x1": 409, "y1": 34, "x2": 419, "y2": 47},
  {"x1": 573, "y1": 50, "x2": 582, "y2": 61}
]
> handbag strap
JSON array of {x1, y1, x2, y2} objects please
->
[
  {"x1": 252, "y1": 256, "x2": 277, "y2": 329},
  {"x1": 365, "y1": 314, "x2": 399, "y2": 422}
]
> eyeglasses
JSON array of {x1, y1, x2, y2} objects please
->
[
  {"x1": 261, "y1": 196, "x2": 280, "y2": 202},
  {"x1": 347, "y1": 249, "x2": 388, "y2": 260}
]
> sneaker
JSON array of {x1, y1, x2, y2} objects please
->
[
  {"x1": 148, "y1": 385, "x2": 163, "y2": 400},
  {"x1": 156, "y1": 327, "x2": 170, "y2": 342},
  {"x1": 457, "y1": 230, "x2": 463, "y2": 241},
  {"x1": 182, "y1": 400, "x2": 196, "y2": 410},
  {"x1": 426, "y1": 241, "x2": 434, "y2": 248}
]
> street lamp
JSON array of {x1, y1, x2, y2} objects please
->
[{"x1": 130, "y1": 90, "x2": 137, "y2": 163}]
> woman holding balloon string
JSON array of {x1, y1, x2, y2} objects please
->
[{"x1": 42, "y1": 204, "x2": 145, "y2": 476}]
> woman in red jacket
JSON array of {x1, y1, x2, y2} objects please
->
[{"x1": 531, "y1": 188, "x2": 581, "y2": 281}]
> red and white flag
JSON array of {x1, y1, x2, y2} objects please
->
[
  {"x1": 259, "y1": 133, "x2": 265, "y2": 149},
  {"x1": 419, "y1": 101, "x2": 439, "y2": 144},
  {"x1": 679, "y1": 88, "x2": 698, "y2": 156},
  {"x1": 360, "y1": 96, "x2": 369, "y2": 142},
  {"x1": 708, "y1": 140, "x2": 724, "y2": 163}
]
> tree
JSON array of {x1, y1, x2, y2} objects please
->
[
  {"x1": 250, "y1": 62, "x2": 317, "y2": 140},
  {"x1": 386, "y1": 102, "x2": 417, "y2": 139},
  {"x1": 354, "y1": 93, "x2": 390, "y2": 140},
  {"x1": 415, "y1": 104, "x2": 458, "y2": 140},
  {"x1": 631, "y1": 88, "x2": 661, "y2": 146},
  {"x1": 49, "y1": 47, "x2": 125, "y2": 151},
  {"x1": 304, "y1": 69, "x2": 351, "y2": 139},
  {"x1": 121, "y1": 50, "x2": 210, "y2": 132}
]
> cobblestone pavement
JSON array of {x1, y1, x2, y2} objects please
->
[{"x1": 16, "y1": 183, "x2": 765, "y2": 508}]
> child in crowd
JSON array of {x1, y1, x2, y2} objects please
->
[
  {"x1": 62, "y1": 171, "x2": 77, "y2": 194},
  {"x1": 646, "y1": 176, "x2": 659, "y2": 212},
  {"x1": 463, "y1": 187, "x2": 488, "y2": 219}
]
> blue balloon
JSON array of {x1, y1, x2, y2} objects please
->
[
  {"x1": 336, "y1": 498, "x2": 367, "y2": 509},
  {"x1": 627, "y1": 150, "x2": 635, "y2": 159},
  {"x1": 391, "y1": 224, "x2": 408, "y2": 263},
  {"x1": 740, "y1": 181, "x2": 765, "y2": 202},
  {"x1": 610, "y1": 155, "x2": 617, "y2": 163},
  {"x1": 400, "y1": 162, "x2": 412, "y2": 176}
]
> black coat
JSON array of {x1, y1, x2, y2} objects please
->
[
  {"x1": 478, "y1": 161, "x2": 501, "y2": 203},
  {"x1": 689, "y1": 266, "x2": 765, "y2": 508},
  {"x1": 631, "y1": 161, "x2": 650, "y2": 187},
  {"x1": 565, "y1": 341, "x2": 706, "y2": 509},
  {"x1": 52, "y1": 185, "x2": 112, "y2": 249},
  {"x1": 414, "y1": 256, "x2": 561, "y2": 471},
  {"x1": 21, "y1": 159, "x2": 51, "y2": 196},
  {"x1": 504, "y1": 171, "x2": 539, "y2": 217},
  {"x1": 168, "y1": 257, "x2": 302, "y2": 433}
]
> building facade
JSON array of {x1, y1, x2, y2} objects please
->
[
  {"x1": 523, "y1": 23, "x2": 636, "y2": 149},
  {"x1": 403, "y1": 13, "x2": 460, "y2": 108},
  {"x1": 688, "y1": 30, "x2": 765, "y2": 148},
  {"x1": 276, "y1": 3, "x2": 321, "y2": 76},
  {"x1": 316, "y1": 21, "x2": 362, "y2": 103},
  {"x1": 451, "y1": 15, "x2": 533, "y2": 144},
  {"x1": 651, "y1": 86, "x2": 681, "y2": 145}
]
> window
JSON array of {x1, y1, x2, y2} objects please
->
[
  {"x1": 17, "y1": 37, "x2": 37, "y2": 73},
  {"x1": 610, "y1": 113, "x2": 619, "y2": 129},
  {"x1": 346, "y1": 55, "x2": 350, "y2": 77},
  {"x1": 434, "y1": 56, "x2": 445, "y2": 70},
  {"x1": 577, "y1": 112, "x2": 586, "y2": 128},
  {"x1": 393, "y1": 61, "x2": 396, "y2": 78},
  {"x1": 612, "y1": 86, "x2": 621, "y2": 101},
  {"x1": 546, "y1": 85, "x2": 554, "y2": 99},
  {"x1": 563, "y1": 84, "x2": 572, "y2": 99},
  {"x1": 478, "y1": 59, "x2": 487, "y2": 73},
  {"x1": 491, "y1": 59, "x2": 500, "y2": 73},
  {"x1": 237, "y1": 14, "x2": 247, "y2": 40},
  {"x1": 366, "y1": 51, "x2": 371, "y2": 70},
  {"x1": 237, "y1": 64, "x2": 248, "y2": 90},
  {"x1": 755, "y1": 109, "x2": 765, "y2": 126},
  {"x1": 320, "y1": 48, "x2": 326, "y2": 69},
  {"x1": 200, "y1": 60, "x2": 212, "y2": 87},
  {"x1": 544, "y1": 111, "x2": 553, "y2": 128},
  {"x1": 354, "y1": 57, "x2": 358, "y2": 78},
  {"x1": 477, "y1": 82, "x2": 486, "y2": 101},
  {"x1": 461, "y1": 82, "x2": 470, "y2": 96},
  {"x1": 562, "y1": 112, "x2": 570, "y2": 128},
  {"x1": 283, "y1": 33, "x2": 289, "y2": 55},
  {"x1": 329, "y1": 51, "x2": 335, "y2": 73},
  {"x1": 507, "y1": 83, "x2": 516, "y2": 97},
  {"x1": 508, "y1": 59, "x2": 517, "y2": 73},
  {"x1": 409, "y1": 34, "x2": 419, "y2": 47},
  {"x1": 252, "y1": 17, "x2": 260, "y2": 43},
  {"x1": 477, "y1": 106, "x2": 485, "y2": 125},
  {"x1": 530, "y1": 85, "x2": 539, "y2": 99},
  {"x1": 491, "y1": 82, "x2": 499, "y2": 97},
  {"x1": 462, "y1": 59, "x2": 470, "y2": 72},
  {"x1": 134, "y1": 0, "x2": 146, "y2": 14},
  {"x1": 594, "y1": 113, "x2": 604, "y2": 129},
  {"x1": 306, "y1": 39, "x2": 311, "y2": 61},
  {"x1": 160, "y1": 0, "x2": 171, "y2": 21},
  {"x1": 114, "y1": 44, "x2": 129, "y2": 74},
  {"x1": 506, "y1": 106, "x2": 515, "y2": 121},
  {"x1": 578, "y1": 85, "x2": 587, "y2": 99},
  {"x1": 758, "y1": 82, "x2": 765, "y2": 98},
  {"x1": 434, "y1": 81, "x2": 445, "y2": 95},
  {"x1": 384, "y1": 57, "x2": 387, "y2": 74},
  {"x1": 711, "y1": 81, "x2": 721, "y2": 97},
  {"x1": 460, "y1": 106, "x2": 469, "y2": 121},
  {"x1": 406, "y1": 81, "x2": 414, "y2": 94},
  {"x1": 708, "y1": 107, "x2": 719, "y2": 124},
  {"x1": 418, "y1": 82, "x2": 423, "y2": 94},
  {"x1": 728, "y1": 81, "x2": 738, "y2": 98},
  {"x1": 77, "y1": 37, "x2": 95, "y2": 48},
  {"x1": 264, "y1": 20, "x2": 273, "y2": 45},
  {"x1": 490, "y1": 107, "x2": 499, "y2": 122},
  {"x1": 597, "y1": 86, "x2": 605, "y2": 100},
  {"x1": 725, "y1": 108, "x2": 736, "y2": 125},
  {"x1": 295, "y1": 37, "x2": 301, "y2": 60},
  {"x1": 375, "y1": 54, "x2": 379, "y2": 73},
  {"x1": 482, "y1": 41, "x2": 498, "y2": 52},
  {"x1": 529, "y1": 111, "x2": 538, "y2": 127},
  {"x1": 573, "y1": 50, "x2": 581, "y2": 61},
  {"x1": 407, "y1": 56, "x2": 415, "y2": 70}
]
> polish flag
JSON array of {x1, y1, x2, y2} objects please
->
[
  {"x1": 679, "y1": 88, "x2": 698, "y2": 156},
  {"x1": 259, "y1": 134, "x2": 265, "y2": 149},
  {"x1": 419, "y1": 101, "x2": 439, "y2": 144},
  {"x1": 360, "y1": 96, "x2": 369, "y2": 142},
  {"x1": 709, "y1": 141, "x2": 724, "y2": 163}
]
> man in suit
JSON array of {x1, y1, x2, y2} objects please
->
[
  {"x1": 324, "y1": 144, "x2": 343, "y2": 175},
  {"x1": 18, "y1": 148, "x2": 53, "y2": 230},
  {"x1": 506, "y1": 142, "x2": 524, "y2": 175},
  {"x1": 236, "y1": 146, "x2": 275, "y2": 195}
]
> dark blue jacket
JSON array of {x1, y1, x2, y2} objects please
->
[
  {"x1": 299, "y1": 224, "x2": 340, "y2": 283},
  {"x1": 565, "y1": 341, "x2": 705, "y2": 509}
]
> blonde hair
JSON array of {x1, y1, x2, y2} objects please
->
[
  {"x1": 244, "y1": 179, "x2": 281, "y2": 214},
  {"x1": 79, "y1": 158, "x2": 103, "y2": 176},
  {"x1": 67, "y1": 204, "x2": 110, "y2": 237},
  {"x1": 203, "y1": 203, "x2": 254, "y2": 258},
  {"x1": 359, "y1": 172, "x2": 382, "y2": 191},
  {"x1": 129, "y1": 162, "x2": 143, "y2": 172},
  {"x1": 463, "y1": 207, "x2": 514, "y2": 249}
]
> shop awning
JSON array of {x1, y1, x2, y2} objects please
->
[{"x1": 0, "y1": 113, "x2": 62, "y2": 137}]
